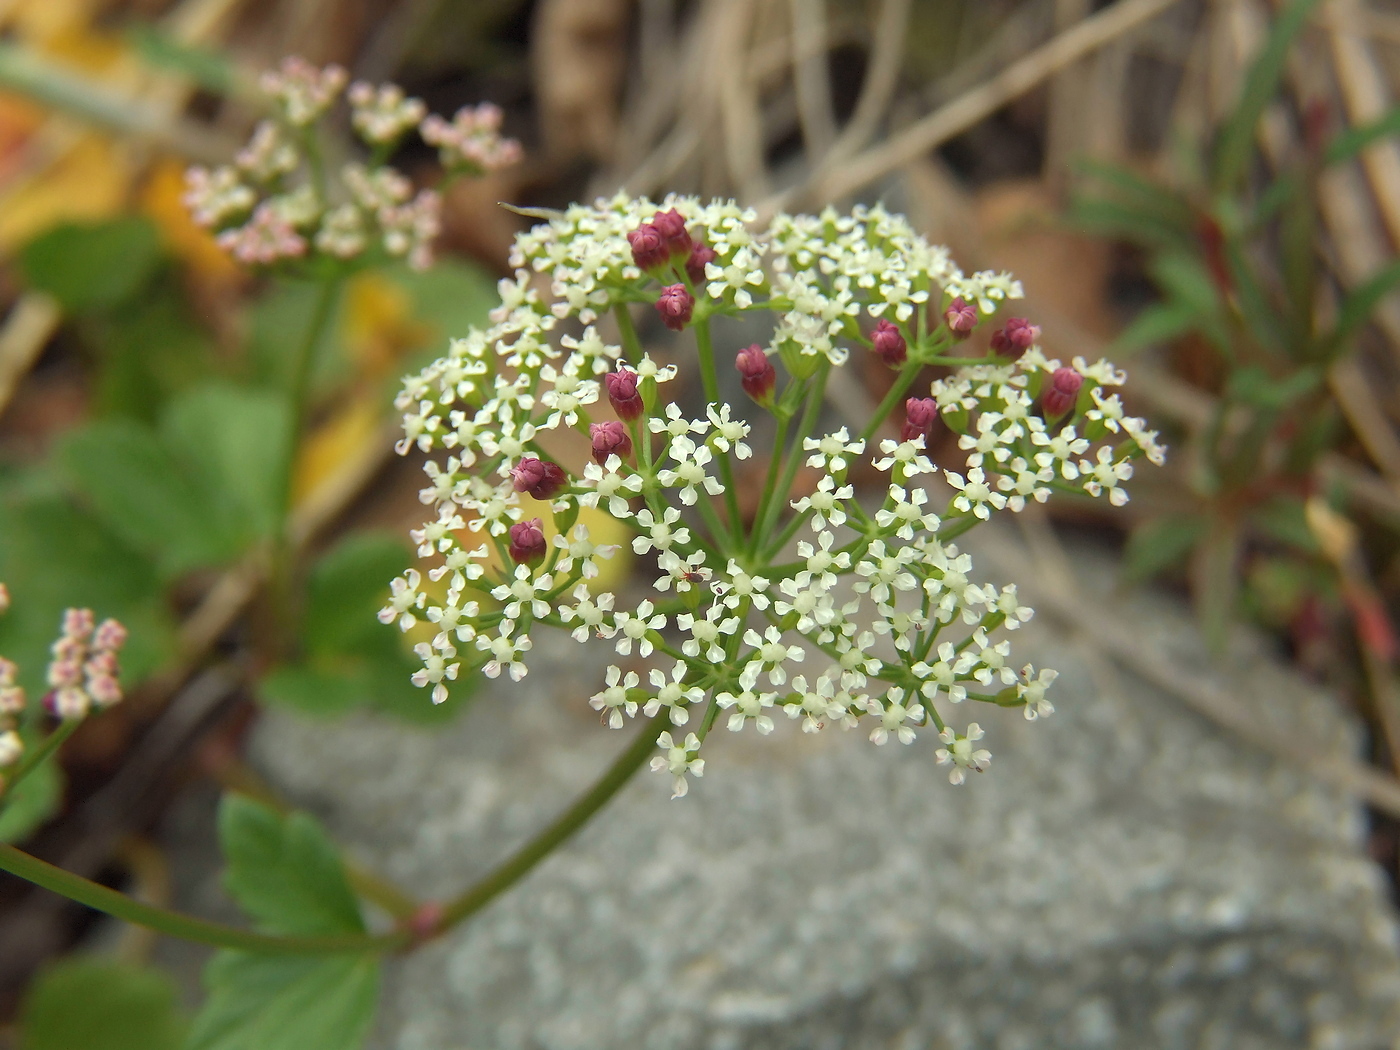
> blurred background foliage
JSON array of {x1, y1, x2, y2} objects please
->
[{"x1": 0, "y1": 0, "x2": 1398, "y2": 1043}]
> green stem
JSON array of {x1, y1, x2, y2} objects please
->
[
  {"x1": 0, "y1": 844, "x2": 407, "y2": 955},
  {"x1": 748, "y1": 412, "x2": 790, "y2": 557},
  {"x1": 756, "y1": 362, "x2": 830, "y2": 546},
  {"x1": 2, "y1": 719, "x2": 80, "y2": 802},
  {"x1": 861, "y1": 362, "x2": 920, "y2": 444},
  {"x1": 614, "y1": 303, "x2": 643, "y2": 364},
  {"x1": 435, "y1": 713, "x2": 664, "y2": 931},
  {"x1": 693, "y1": 319, "x2": 744, "y2": 543}
]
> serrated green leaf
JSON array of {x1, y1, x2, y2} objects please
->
[
  {"x1": 1122, "y1": 515, "x2": 1207, "y2": 583},
  {"x1": 20, "y1": 957, "x2": 185, "y2": 1050},
  {"x1": 19, "y1": 219, "x2": 163, "y2": 313},
  {"x1": 61, "y1": 421, "x2": 233, "y2": 577},
  {"x1": 185, "y1": 952, "x2": 378, "y2": 1050},
  {"x1": 218, "y1": 795, "x2": 365, "y2": 937},
  {"x1": 0, "y1": 759, "x2": 62, "y2": 843},
  {"x1": 190, "y1": 799, "x2": 379, "y2": 1050},
  {"x1": 161, "y1": 383, "x2": 291, "y2": 543}
]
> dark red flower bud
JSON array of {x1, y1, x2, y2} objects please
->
[
  {"x1": 1041, "y1": 367, "x2": 1083, "y2": 418},
  {"x1": 735, "y1": 344, "x2": 776, "y2": 403},
  {"x1": 627, "y1": 223, "x2": 669, "y2": 271},
  {"x1": 651, "y1": 209, "x2": 692, "y2": 256},
  {"x1": 990, "y1": 317, "x2": 1039, "y2": 359},
  {"x1": 605, "y1": 368, "x2": 644, "y2": 420},
  {"x1": 943, "y1": 297, "x2": 977, "y2": 339},
  {"x1": 590, "y1": 420, "x2": 633, "y2": 464},
  {"x1": 508, "y1": 518, "x2": 547, "y2": 565},
  {"x1": 510, "y1": 456, "x2": 567, "y2": 499},
  {"x1": 685, "y1": 241, "x2": 716, "y2": 284},
  {"x1": 900, "y1": 397, "x2": 938, "y2": 443},
  {"x1": 655, "y1": 284, "x2": 694, "y2": 331},
  {"x1": 871, "y1": 319, "x2": 907, "y2": 367}
]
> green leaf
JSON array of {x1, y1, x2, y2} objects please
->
[
  {"x1": 188, "y1": 798, "x2": 379, "y2": 1050},
  {"x1": 161, "y1": 383, "x2": 291, "y2": 543},
  {"x1": 1250, "y1": 496, "x2": 1319, "y2": 552},
  {"x1": 1324, "y1": 104, "x2": 1400, "y2": 168},
  {"x1": 20, "y1": 957, "x2": 185, "y2": 1050},
  {"x1": 302, "y1": 533, "x2": 410, "y2": 654},
  {"x1": 61, "y1": 420, "x2": 233, "y2": 577},
  {"x1": 19, "y1": 219, "x2": 163, "y2": 313},
  {"x1": 259, "y1": 532, "x2": 473, "y2": 724},
  {"x1": 258, "y1": 665, "x2": 365, "y2": 718},
  {"x1": 1214, "y1": 0, "x2": 1323, "y2": 191},
  {"x1": 126, "y1": 25, "x2": 234, "y2": 94},
  {"x1": 1109, "y1": 302, "x2": 1199, "y2": 355},
  {"x1": 218, "y1": 795, "x2": 364, "y2": 937},
  {"x1": 1318, "y1": 257, "x2": 1400, "y2": 361},
  {"x1": 0, "y1": 759, "x2": 62, "y2": 843},
  {"x1": 1122, "y1": 515, "x2": 1207, "y2": 583},
  {"x1": 93, "y1": 292, "x2": 217, "y2": 423},
  {"x1": 0, "y1": 490, "x2": 174, "y2": 693},
  {"x1": 185, "y1": 953, "x2": 378, "y2": 1050}
]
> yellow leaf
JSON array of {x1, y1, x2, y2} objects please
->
[
  {"x1": 341, "y1": 272, "x2": 433, "y2": 380},
  {"x1": 0, "y1": 133, "x2": 131, "y2": 251},
  {"x1": 292, "y1": 396, "x2": 382, "y2": 506},
  {"x1": 140, "y1": 157, "x2": 241, "y2": 284}
]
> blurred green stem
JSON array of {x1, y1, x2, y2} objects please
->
[{"x1": 0, "y1": 719, "x2": 80, "y2": 804}]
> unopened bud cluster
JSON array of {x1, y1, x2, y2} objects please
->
[
  {"x1": 184, "y1": 57, "x2": 521, "y2": 271},
  {"x1": 383, "y1": 194, "x2": 1163, "y2": 797},
  {"x1": 0, "y1": 587, "x2": 128, "y2": 777}
]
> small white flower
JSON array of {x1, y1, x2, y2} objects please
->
[
  {"x1": 1079, "y1": 446, "x2": 1133, "y2": 506},
  {"x1": 1018, "y1": 664, "x2": 1058, "y2": 720},
  {"x1": 591, "y1": 665, "x2": 639, "y2": 728},
  {"x1": 707, "y1": 404, "x2": 752, "y2": 459},
  {"x1": 790, "y1": 476, "x2": 853, "y2": 530},
  {"x1": 868, "y1": 688, "x2": 925, "y2": 746},
  {"x1": 645, "y1": 663, "x2": 704, "y2": 725},
  {"x1": 1032, "y1": 425, "x2": 1090, "y2": 480},
  {"x1": 742, "y1": 625, "x2": 805, "y2": 685},
  {"x1": 717, "y1": 685, "x2": 777, "y2": 734},
  {"x1": 912, "y1": 641, "x2": 976, "y2": 703},
  {"x1": 715, "y1": 561, "x2": 771, "y2": 611},
  {"x1": 490, "y1": 565, "x2": 555, "y2": 620},
  {"x1": 613, "y1": 600, "x2": 665, "y2": 656},
  {"x1": 580, "y1": 456, "x2": 644, "y2": 516},
  {"x1": 650, "y1": 731, "x2": 704, "y2": 798},
  {"x1": 378, "y1": 569, "x2": 425, "y2": 631},
  {"x1": 656, "y1": 443, "x2": 724, "y2": 506},
  {"x1": 874, "y1": 484, "x2": 940, "y2": 540},
  {"x1": 411, "y1": 641, "x2": 459, "y2": 704},
  {"x1": 557, "y1": 584, "x2": 616, "y2": 642},
  {"x1": 873, "y1": 437, "x2": 934, "y2": 477},
  {"x1": 677, "y1": 604, "x2": 741, "y2": 660},
  {"x1": 477, "y1": 626, "x2": 532, "y2": 681},
  {"x1": 803, "y1": 427, "x2": 865, "y2": 473},
  {"x1": 552, "y1": 524, "x2": 619, "y2": 579},
  {"x1": 934, "y1": 723, "x2": 992, "y2": 785},
  {"x1": 632, "y1": 507, "x2": 691, "y2": 554},
  {"x1": 945, "y1": 467, "x2": 1007, "y2": 520}
]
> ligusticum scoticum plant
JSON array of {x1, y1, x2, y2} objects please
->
[{"x1": 383, "y1": 195, "x2": 1166, "y2": 796}]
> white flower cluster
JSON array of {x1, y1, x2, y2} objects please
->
[
  {"x1": 383, "y1": 194, "x2": 1160, "y2": 797},
  {"x1": 184, "y1": 58, "x2": 520, "y2": 271}
]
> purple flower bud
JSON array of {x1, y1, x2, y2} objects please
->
[
  {"x1": 990, "y1": 317, "x2": 1039, "y2": 359},
  {"x1": 900, "y1": 397, "x2": 938, "y2": 443},
  {"x1": 685, "y1": 241, "x2": 716, "y2": 284},
  {"x1": 1042, "y1": 367, "x2": 1083, "y2": 418},
  {"x1": 605, "y1": 368, "x2": 644, "y2": 420},
  {"x1": 735, "y1": 344, "x2": 776, "y2": 403},
  {"x1": 655, "y1": 284, "x2": 694, "y2": 331},
  {"x1": 508, "y1": 518, "x2": 547, "y2": 565},
  {"x1": 651, "y1": 209, "x2": 693, "y2": 256},
  {"x1": 626, "y1": 223, "x2": 669, "y2": 271},
  {"x1": 510, "y1": 456, "x2": 567, "y2": 499},
  {"x1": 871, "y1": 319, "x2": 907, "y2": 367},
  {"x1": 590, "y1": 420, "x2": 633, "y2": 464},
  {"x1": 943, "y1": 297, "x2": 977, "y2": 340}
]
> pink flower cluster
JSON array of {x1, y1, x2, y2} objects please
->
[
  {"x1": 420, "y1": 103, "x2": 523, "y2": 174},
  {"x1": 45, "y1": 609, "x2": 128, "y2": 720}
]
